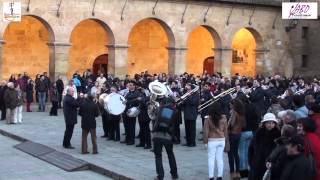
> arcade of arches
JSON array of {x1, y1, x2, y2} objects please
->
[
  {"x1": 127, "y1": 19, "x2": 169, "y2": 76},
  {"x1": 68, "y1": 19, "x2": 109, "y2": 77},
  {"x1": 2, "y1": 16, "x2": 50, "y2": 79},
  {"x1": 187, "y1": 26, "x2": 215, "y2": 75},
  {"x1": 1, "y1": 17, "x2": 262, "y2": 80},
  {"x1": 231, "y1": 28, "x2": 257, "y2": 77}
]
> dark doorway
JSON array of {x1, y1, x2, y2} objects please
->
[
  {"x1": 203, "y1": 56, "x2": 214, "y2": 75},
  {"x1": 93, "y1": 54, "x2": 108, "y2": 75}
]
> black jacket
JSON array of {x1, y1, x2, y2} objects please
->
[
  {"x1": 248, "y1": 127, "x2": 281, "y2": 180},
  {"x1": 200, "y1": 90, "x2": 213, "y2": 117},
  {"x1": 26, "y1": 83, "x2": 34, "y2": 103},
  {"x1": 267, "y1": 137, "x2": 290, "y2": 180},
  {"x1": 56, "y1": 79, "x2": 64, "y2": 94},
  {"x1": 182, "y1": 92, "x2": 199, "y2": 120},
  {"x1": 0, "y1": 86, "x2": 7, "y2": 108},
  {"x1": 249, "y1": 87, "x2": 266, "y2": 116},
  {"x1": 280, "y1": 154, "x2": 313, "y2": 180},
  {"x1": 79, "y1": 99, "x2": 99, "y2": 129},
  {"x1": 63, "y1": 94, "x2": 79, "y2": 125}
]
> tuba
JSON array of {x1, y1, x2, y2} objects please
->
[{"x1": 147, "y1": 81, "x2": 169, "y2": 120}]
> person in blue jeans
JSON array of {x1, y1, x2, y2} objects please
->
[
  {"x1": 228, "y1": 99, "x2": 246, "y2": 179},
  {"x1": 238, "y1": 95, "x2": 260, "y2": 178},
  {"x1": 37, "y1": 76, "x2": 48, "y2": 112}
]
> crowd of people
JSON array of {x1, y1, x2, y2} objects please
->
[{"x1": 1, "y1": 69, "x2": 320, "y2": 180}]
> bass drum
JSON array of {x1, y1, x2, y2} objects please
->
[{"x1": 104, "y1": 93, "x2": 126, "y2": 115}]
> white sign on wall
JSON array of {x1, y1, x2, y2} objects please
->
[
  {"x1": 282, "y1": 2, "x2": 318, "y2": 19},
  {"x1": 3, "y1": 2, "x2": 21, "y2": 22}
]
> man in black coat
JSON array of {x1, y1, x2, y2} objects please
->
[
  {"x1": 79, "y1": 95, "x2": 100, "y2": 154},
  {"x1": 63, "y1": 87, "x2": 79, "y2": 149},
  {"x1": 249, "y1": 79, "x2": 266, "y2": 119},
  {"x1": 0, "y1": 81, "x2": 7, "y2": 120},
  {"x1": 122, "y1": 81, "x2": 141, "y2": 145},
  {"x1": 182, "y1": 83, "x2": 199, "y2": 147}
]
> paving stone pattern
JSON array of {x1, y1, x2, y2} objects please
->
[{"x1": 0, "y1": 109, "x2": 232, "y2": 180}]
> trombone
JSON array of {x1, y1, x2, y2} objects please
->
[
  {"x1": 198, "y1": 87, "x2": 236, "y2": 112},
  {"x1": 175, "y1": 85, "x2": 199, "y2": 106}
]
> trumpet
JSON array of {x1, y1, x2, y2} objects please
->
[{"x1": 198, "y1": 88, "x2": 236, "y2": 112}]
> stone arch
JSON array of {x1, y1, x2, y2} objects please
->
[
  {"x1": 2, "y1": 15, "x2": 55, "y2": 80},
  {"x1": 186, "y1": 25, "x2": 222, "y2": 75},
  {"x1": 231, "y1": 27, "x2": 264, "y2": 77},
  {"x1": 127, "y1": 17, "x2": 175, "y2": 76},
  {"x1": 68, "y1": 18, "x2": 115, "y2": 78}
]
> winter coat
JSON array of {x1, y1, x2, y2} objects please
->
[
  {"x1": 38, "y1": 80, "x2": 48, "y2": 92},
  {"x1": 311, "y1": 113, "x2": 320, "y2": 138},
  {"x1": 248, "y1": 127, "x2": 281, "y2": 180},
  {"x1": 26, "y1": 83, "x2": 34, "y2": 103},
  {"x1": 4, "y1": 88, "x2": 18, "y2": 109},
  {"x1": 267, "y1": 137, "x2": 290, "y2": 180},
  {"x1": 249, "y1": 87, "x2": 266, "y2": 116},
  {"x1": 0, "y1": 86, "x2": 7, "y2": 108},
  {"x1": 304, "y1": 133, "x2": 320, "y2": 180},
  {"x1": 79, "y1": 99, "x2": 99, "y2": 129},
  {"x1": 50, "y1": 87, "x2": 59, "y2": 102},
  {"x1": 56, "y1": 79, "x2": 64, "y2": 94},
  {"x1": 63, "y1": 94, "x2": 79, "y2": 125},
  {"x1": 280, "y1": 154, "x2": 313, "y2": 180}
]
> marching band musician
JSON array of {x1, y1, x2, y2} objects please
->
[
  {"x1": 248, "y1": 79, "x2": 266, "y2": 118},
  {"x1": 136, "y1": 83, "x2": 152, "y2": 149},
  {"x1": 100, "y1": 84, "x2": 110, "y2": 139},
  {"x1": 199, "y1": 82, "x2": 214, "y2": 134},
  {"x1": 121, "y1": 80, "x2": 141, "y2": 145},
  {"x1": 170, "y1": 81, "x2": 183, "y2": 144},
  {"x1": 107, "y1": 85, "x2": 121, "y2": 141},
  {"x1": 182, "y1": 83, "x2": 199, "y2": 147}
]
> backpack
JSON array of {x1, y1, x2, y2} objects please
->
[
  {"x1": 153, "y1": 105, "x2": 175, "y2": 133},
  {"x1": 306, "y1": 139, "x2": 317, "y2": 178}
]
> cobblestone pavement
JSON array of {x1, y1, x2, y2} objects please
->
[
  {"x1": 0, "y1": 107, "x2": 231, "y2": 180},
  {"x1": 0, "y1": 134, "x2": 109, "y2": 180}
]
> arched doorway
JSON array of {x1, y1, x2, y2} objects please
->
[
  {"x1": 2, "y1": 15, "x2": 54, "y2": 79},
  {"x1": 127, "y1": 18, "x2": 175, "y2": 76},
  {"x1": 186, "y1": 25, "x2": 220, "y2": 75},
  {"x1": 231, "y1": 28, "x2": 258, "y2": 77},
  {"x1": 203, "y1": 56, "x2": 214, "y2": 75},
  {"x1": 68, "y1": 19, "x2": 114, "y2": 78},
  {"x1": 93, "y1": 54, "x2": 108, "y2": 75}
]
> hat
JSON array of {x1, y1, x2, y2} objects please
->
[{"x1": 261, "y1": 113, "x2": 278, "y2": 124}]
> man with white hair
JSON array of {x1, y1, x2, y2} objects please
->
[
  {"x1": 4, "y1": 82, "x2": 18, "y2": 124},
  {"x1": 0, "y1": 80, "x2": 7, "y2": 120},
  {"x1": 62, "y1": 87, "x2": 79, "y2": 149}
]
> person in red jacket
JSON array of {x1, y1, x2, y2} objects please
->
[
  {"x1": 309, "y1": 103, "x2": 320, "y2": 138},
  {"x1": 297, "y1": 117, "x2": 320, "y2": 180}
]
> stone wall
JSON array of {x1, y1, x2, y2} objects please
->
[{"x1": 0, "y1": 0, "x2": 294, "y2": 80}]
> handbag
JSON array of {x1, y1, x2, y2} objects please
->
[{"x1": 305, "y1": 139, "x2": 317, "y2": 178}]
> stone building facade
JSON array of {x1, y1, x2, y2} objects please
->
[{"x1": 0, "y1": 0, "x2": 308, "y2": 80}]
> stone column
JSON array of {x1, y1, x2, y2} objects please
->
[
  {"x1": 167, "y1": 46, "x2": 187, "y2": 75},
  {"x1": 48, "y1": 42, "x2": 71, "y2": 82},
  {"x1": 220, "y1": 47, "x2": 233, "y2": 77},
  {"x1": 255, "y1": 49, "x2": 270, "y2": 76},
  {"x1": 213, "y1": 48, "x2": 222, "y2": 74},
  {"x1": 107, "y1": 44, "x2": 129, "y2": 78},
  {"x1": 0, "y1": 40, "x2": 5, "y2": 80}
]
